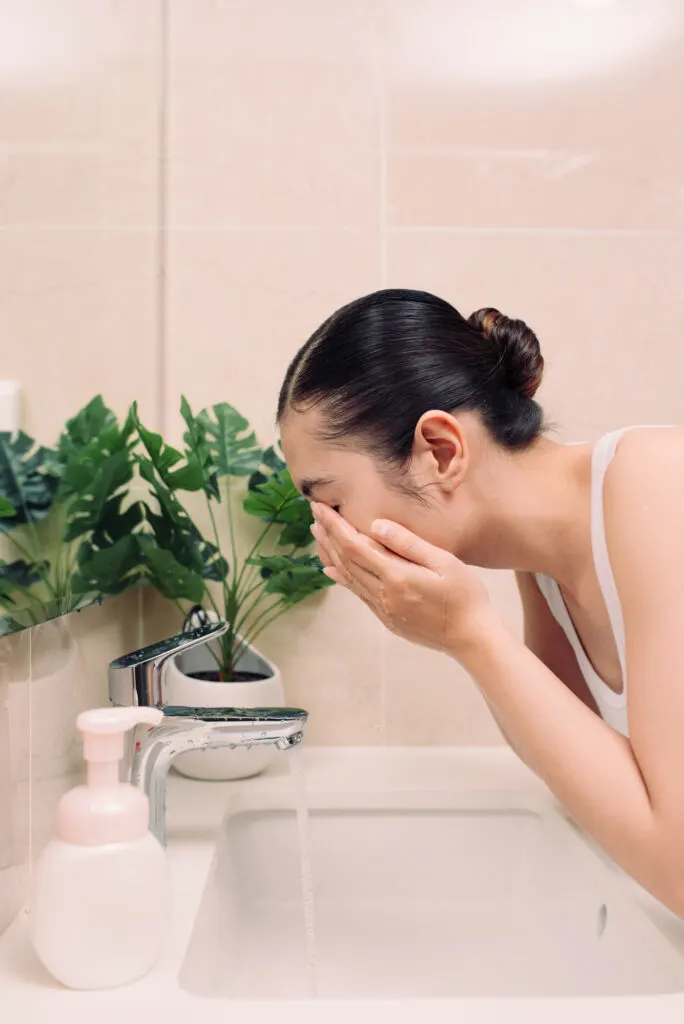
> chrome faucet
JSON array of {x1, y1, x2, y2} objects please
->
[{"x1": 108, "y1": 621, "x2": 308, "y2": 845}]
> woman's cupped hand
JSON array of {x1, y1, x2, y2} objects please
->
[{"x1": 310, "y1": 503, "x2": 495, "y2": 659}]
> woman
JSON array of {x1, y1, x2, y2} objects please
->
[{"x1": 277, "y1": 288, "x2": 684, "y2": 915}]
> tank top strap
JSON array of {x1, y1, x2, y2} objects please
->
[{"x1": 590, "y1": 428, "x2": 633, "y2": 685}]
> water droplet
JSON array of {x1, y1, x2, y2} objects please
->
[{"x1": 597, "y1": 903, "x2": 607, "y2": 937}]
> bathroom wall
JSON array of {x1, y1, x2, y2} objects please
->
[
  {"x1": 2, "y1": 4, "x2": 684, "y2": 926},
  {"x1": 155, "y1": 0, "x2": 684, "y2": 745},
  {"x1": 0, "y1": 0, "x2": 161, "y2": 932}
]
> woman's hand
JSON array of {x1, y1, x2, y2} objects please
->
[{"x1": 310, "y1": 503, "x2": 495, "y2": 658}]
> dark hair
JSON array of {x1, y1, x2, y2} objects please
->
[{"x1": 277, "y1": 288, "x2": 545, "y2": 463}]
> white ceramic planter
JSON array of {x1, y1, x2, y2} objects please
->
[{"x1": 165, "y1": 638, "x2": 285, "y2": 781}]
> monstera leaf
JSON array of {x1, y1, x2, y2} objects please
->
[
  {"x1": 0, "y1": 400, "x2": 147, "y2": 628},
  {"x1": 244, "y1": 463, "x2": 315, "y2": 549},
  {"x1": 141, "y1": 466, "x2": 228, "y2": 583},
  {"x1": 0, "y1": 614, "x2": 27, "y2": 636},
  {"x1": 54, "y1": 398, "x2": 143, "y2": 573},
  {"x1": 89, "y1": 493, "x2": 145, "y2": 549},
  {"x1": 243, "y1": 467, "x2": 304, "y2": 522},
  {"x1": 262, "y1": 444, "x2": 286, "y2": 472},
  {"x1": 0, "y1": 559, "x2": 46, "y2": 604},
  {"x1": 196, "y1": 401, "x2": 263, "y2": 478},
  {"x1": 247, "y1": 553, "x2": 333, "y2": 604},
  {"x1": 70, "y1": 534, "x2": 141, "y2": 597},
  {"x1": 179, "y1": 396, "x2": 220, "y2": 500},
  {"x1": 0, "y1": 431, "x2": 59, "y2": 532},
  {"x1": 57, "y1": 395, "x2": 119, "y2": 463},
  {"x1": 132, "y1": 403, "x2": 206, "y2": 493},
  {"x1": 61, "y1": 449, "x2": 134, "y2": 542},
  {"x1": 136, "y1": 536, "x2": 206, "y2": 604}
]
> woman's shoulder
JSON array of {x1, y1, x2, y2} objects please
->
[
  {"x1": 604, "y1": 426, "x2": 684, "y2": 538},
  {"x1": 600, "y1": 426, "x2": 684, "y2": 676},
  {"x1": 610, "y1": 425, "x2": 684, "y2": 470}
]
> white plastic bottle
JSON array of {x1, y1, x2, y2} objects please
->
[{"x1": 31, "y1": 706, "x2": 171, "y2": 990}]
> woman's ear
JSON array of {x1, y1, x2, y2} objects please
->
[{"x1": 413, "y1": 410, "x2": 468, "y2": 490}]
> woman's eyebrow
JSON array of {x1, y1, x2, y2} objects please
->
[{"x1": 300, "y1": 476, "x2": 335, "y2": 499}]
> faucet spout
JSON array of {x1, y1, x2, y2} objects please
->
[
  {"x1": 133, "y1": 706, "x2": 308, "y2": 846},
  {"x1": 108, "y1": 626, "x2": 309, "y2": 846}
]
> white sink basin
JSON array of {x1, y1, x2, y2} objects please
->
[{"x1": 180, "y1": 788, "x2": 684, "y2": 1001}]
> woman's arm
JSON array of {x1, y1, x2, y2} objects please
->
[
  {"x1": 311, "y1": 427, "x2": 684, "y2": 913},
  {"x1": 487, "y1": 572, "x2": 600, "y2": 757},
  {"x1": 454, "y1": 430, "x2": 684, "y2": 913},
  {"x1": 515, "y1": 571, "x2": 600, "y2": 717}
]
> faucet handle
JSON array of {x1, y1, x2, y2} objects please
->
[{"x1": 108, "y1": 621, "x2": 228, "y2": 709}]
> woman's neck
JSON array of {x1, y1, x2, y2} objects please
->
[{"x1": 462, "y1": 438, "x2": 594, "y2": 588}]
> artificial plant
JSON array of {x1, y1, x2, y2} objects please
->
[
  {"x1": 0, "y1": 397, "x2": 144, "y2": 635},
  {"x1": 132, "y1": 397, "x2": 332, "y2": 680}
]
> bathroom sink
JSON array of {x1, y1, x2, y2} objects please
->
[{"x1": 179, "y1": 788, "x2": 684, "y2": 1001}]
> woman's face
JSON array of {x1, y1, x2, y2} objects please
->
[{"x1": 280, "y1": 407, "x2": 475, "y2": 555}]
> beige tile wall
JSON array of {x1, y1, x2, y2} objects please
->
[
  {"x1": 0, "y1": 0, "x2": 162, "y2": 442},
  {"x1": 0, "y1": 0, "x2": 161, "y2": 932},
  {"x1": 2, "y1": 6, "x2": 684, "y2": 920},
  {"x1": 160, "y1": 0, "x2": 684, "y2": 746}
]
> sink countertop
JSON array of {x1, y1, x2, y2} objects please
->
[{"x1": 3, "y1": 745, "x2": 684, "y2": 1024}]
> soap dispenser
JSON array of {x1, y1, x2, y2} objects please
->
[{"x1": 31, "y1": 706, "x2": 171, "y2": 990}]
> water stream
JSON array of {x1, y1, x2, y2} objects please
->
[{"x1": 288, "y1": 747, "x2": 319, "y2": 998}]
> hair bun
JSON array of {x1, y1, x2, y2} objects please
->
[{"x1": 468, "y1": 307, "x2": 544, "y2": 399}]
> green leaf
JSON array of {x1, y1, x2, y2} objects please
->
[
  {"x1": 57, "y1": 395, "x2": 118, "y2": 463},
  {"x1": 141, "y1": 477, "x2": 203, "y2": 571},
  {"x1": 180, "y1": 396, "x2": 220, "y2": 500},
  {"x1": 247, "y1": 553, "x2": 333, "y2": 605},
  {"x1": 197, "y1": 402, "x2": 263, "y2": 477},
  {"x1": 137, "y1": 537, "x2": 206, "y2": 603},
  {"x1": 133, "y1": 406, "x2": 205, "y2": 493},
  {"x1": 243, "y1": 467, "x2": 315, "y2": 554},
  {"x1": 277, "y1": 516, "x2": 315, "y2": 548},
  {"x1": 62, "y1": 448, "x2": 133, "y2": 541},
  {"x1": 90, "y1": 495, "x2": 144, "y2": 549},
  {"x1": 0, "y1": 615, "x2": 24, "y2": 636},
  {"x1": 0, "y1": 556, "x2": 48, "y2": 612},
  {"x1": 0, "y1": 496, "x2": 16, "y2": 517},
  {"x1": 57, "y1": 401, "x2": 142, "y2": 610},
  {"x1": 262, "y1": 444, "x2": 286, "y2": 472},
  {"x1": 275, "y1": 490, "x2": 314, "y2": 549},
  {"x1": 0, "y1": 559, "x2": 45, "y2": 592},
  {"x1": 243, "y1": 468, "x2": 301, "y2": 521},
  {"x1": 141, "y1": 484, "x2": 229, "y2": 585},
  {"x1": 0, "y1": 431, "x2": 59, "y2": 532},
  {"x1": 70, "y1": 535, "x2": 141, "y2": 597},
  {"x1": 248, "y1": 470, "x2": 269, "y2": 493},
  {"x1": 198, "y1": 539, "x2": 229, "y2": 582}
]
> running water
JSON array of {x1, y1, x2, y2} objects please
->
[{"x1": 288, "y1": 747, "x2": 319, "y2": 998}]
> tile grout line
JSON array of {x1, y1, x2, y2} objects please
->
[
  {"x1": 387, "y1": 226, "x2": 684, "y2": 238},
  {"x1": 155, "y1": 0, "x2": 170, "y2": 436},
  {"x1": 378, "y1": 42, "x2": 388, "y2": 745},
  {"x1": 1, "y1": 225, "x2": 681, "y2": 238},
  {"x1": 27, "y1": 628, "x2": 32, "y2": 885},
  {"x1": 379, "y1": 74, "x2": 389, "y2": 285}
]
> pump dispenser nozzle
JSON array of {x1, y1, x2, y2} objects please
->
[{"x1": 56, "y1": 706, "x2": 164, "y2": 846}]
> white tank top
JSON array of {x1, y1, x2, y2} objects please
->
[{"x1": 534, "y1": 428, "x2": 636, "y2": 737}]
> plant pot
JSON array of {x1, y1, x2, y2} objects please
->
[{"x1": 165, "y1": 638, "x2": 285, "y2": 781}]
